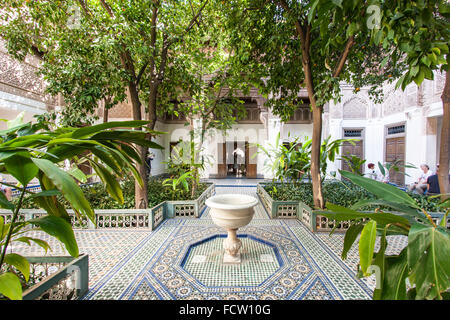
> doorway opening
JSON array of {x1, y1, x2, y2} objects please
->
[{"x1": 217, "y1": 141, "x2": 257, "y2": 178}]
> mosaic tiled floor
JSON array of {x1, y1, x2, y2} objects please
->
[{"x1": 8, "y1": 183, "x2": 409, "y2": 300}]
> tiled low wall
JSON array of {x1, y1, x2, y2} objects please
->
[
  {"x1": 257, "y1": 183, "x2": 449, "y2": 233},
  {"x1": 165, "y1": 183, "x2": 215, "y2": 218},
  {"x1": 1, "y1": 183, "x2": 215, "y2": 231},
  {"x1": 257, "y1": 183, "x2": 305, "y2": 220},
  {"x1": 22, "y1": 254, "x2": 89, "y2": 300}
]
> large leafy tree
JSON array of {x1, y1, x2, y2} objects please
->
[
  {"x1": 155, "y1": 5, "x2": 256, "y2": 195},
  {"x1": 0, "y1": 0, "x2": 210, "y2": 208},
  {"x1": 225, "y1": 0, "x2": 405, "y2": 208},
  {"x1": 375, "y1": 0, "x2": 449, "y2": 199}
]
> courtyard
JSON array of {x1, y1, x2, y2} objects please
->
[
  {"x1": 8, "y1": 181, "x2": 409, "y2": 300},
  {"x1": 0, "y1": 0, "x2": 449, "y2": 305}
]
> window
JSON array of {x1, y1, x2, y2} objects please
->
[
  {"x1": 212, "y1": 98, "x2": 261, "y2": 123},
  {"x1": 343, "y1": 129, "x2": 363, "y2": 138},
  {"x1": 387, "y1": 125, "x2": 405, "y2": 135},
  {"x1": 236, "y1": 98, "x2": 261, "y2": 123},
  {"x1": 287, "y1": 99, "x2": 312, "y2": 123}
]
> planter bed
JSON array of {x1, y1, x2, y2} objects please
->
[
  {"x1": 0, "y1": 254, "x2": 89, "y2": 300},
  {"x1": 165, "y1": 182, "x2": 215, "y2": 218},
  {"x1": 257, "y1": 182, "x2": 449, "y2": 233},
  {"x1": 1, "y1": 183, "x2": 215, "y2": 231}
]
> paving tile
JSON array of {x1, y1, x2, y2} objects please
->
[{"x1": 8, "y1": 184, "x2": 408, "y2": 300}]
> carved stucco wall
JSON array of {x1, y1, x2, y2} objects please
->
[
  {"x1": 0, "y1": 39, "x2": 58, "y2": 112},
  {"x1": 382, "y1": 84, "x2": 406, "y2": 117},
  {"x1": 329, "y1": 88, "x2": 371, "y2": 120},
  {"x1": 342, "y1": 96, "x2": 368, "y2": 119},
  {"x1": 420, "y1": 70, "x2": 445, "y2": 107}
]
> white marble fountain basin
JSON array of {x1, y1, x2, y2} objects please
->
[
  {"x1": 205, "y1": 194, "x2": 259, "y2": 264},
  {"x1": 206, "y1": 194, "x2": 259, "y2": 229}
]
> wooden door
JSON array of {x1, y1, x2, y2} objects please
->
[
  {"x1": 217, "y1": 142, "x2": 227, "y2": 178},
  {"x1": 341, "y1": 140, "x2": 364, "y2": 172},
  {"x1": 385, "y1": 137, "x2": 405, "y2": 185},
  {"x1": 245, "y1": 141, "x2": 257, "y2": 178}
]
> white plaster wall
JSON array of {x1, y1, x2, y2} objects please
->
[
  {"x1": 364, "y1": 119, "x2": 385, "y2": 171},
  {"x1": 0, "y1": 91, "x2": 46, "y2": 129},
  {"x1": 149, "y1": 120, "x2": 168, "y2": 176},
  {"x1": 281, "y1": 123, "x2": 313, "y2": 142}
]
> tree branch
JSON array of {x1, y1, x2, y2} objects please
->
[
  {"x1": 149, "y1": 5, "x2": 159, "y2": 83},
  {"x1": 189, "y1": 0, "x2": 201, "y2": 27},
  {"x1": 332, "y1": 35, "x2": 355, "y2": 77},
  {"x1": 136, "y1": 62, "x2": 149, "y2": 87},
  {"x1": 76, "y1": 0, "x2": 92, "y2": 17},
  {"x1": 165, "y1": 0, "x2": 210, "y2": 48},
  {"x1": 184, "y1": 0, "x2": 209, "y2": 34},
  {"x1": 157, "y1": 34, "x2": 169, "y2": 83},
  {"x1": 276, "y1": 0, "x2": 304, "y2": 38},
  {"x1": 99, "y1": 0, "x2": 114, "y2": 17}
]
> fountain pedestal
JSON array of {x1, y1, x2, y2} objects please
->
[
  {"x1": 223, "y1": 229, "x2": 242, "y2": 264},
  {"x1": 205, "y1": 194, "x2": 258, "y2": 264}
]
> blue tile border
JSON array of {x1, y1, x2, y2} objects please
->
[
  {"x1": 214, "y1": 185, "x2": 258, "y2": 187},
  {"x1": 128, "y1": 276, "x2": 164, "y2": 300}
]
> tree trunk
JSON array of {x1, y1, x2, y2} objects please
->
[
  {"x1": 103, "y1": 97, "x2": 110, "y2": 123},
  {"x1": 188, "y1": 117, "x2": 198, "y2": 198},
  {"x1": 311, "y1": 105, "x2": 325, "y2": 209},
  {"x1": 148, "y1": 83, "x2": 158, "y2": 130},
  {"x1": 128, "y1": 82, "x2": 148, "y2": 209},
  {"x1": 297, "y1": 25, "x2": 325, "y2": 209},
  {"x1": 438, "y1": 71, "x2": 450, "y2": 200},
  {"x1": 103, "y1": 107, "x2": 108, "y2": 123},
  {"x1": 146, "y1": 82, "x2": 160, "y2": 183}
]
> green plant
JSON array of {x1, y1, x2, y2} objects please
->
[
  {"x1": 163, "y1": 171, "x2": 194, "y2": 200},
  {"x1": 0, "y1": 114, "x2": 162, "y2": 300},
  {"x1": 319, "y1": 136, "x2": 356, "y2": 181},
  {"x1": 164, "y1": 138, "x2": 210, "y2": 198},
  {"x1": 339, "y1": 154, "x2": 366, "y2": 176},
  {"x1": 255, "y1": 133, "x2": 354, "y2": 184},
  {"x1": 377, "y1": 160, "x2": 417, "y2": 182},
  {"x1": 254, "y1": 132, "x2": 307, "y2": 183},
  {"x1": 264, "y1": 180, "x2": 376, "y2": 208},
  {"x1": 318, "y1": 170, "x2": 450, "y2": 300},
  {"x1": 164, "y1": 143, "x2": 191, "y2": 178}
]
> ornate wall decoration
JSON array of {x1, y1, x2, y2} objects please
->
[
  {"x1": 330, "y1": 103, "x2": 342, "y2": 119},
  {"x1": 382, "y1": 84, "x2": 405, "y2": 117},
  {"x1": 0, "y1": 51, "x2": 45, "y2": 96},
  {"x1": 342, "y1": 97, "x2": 367, "y2": 119},
  {"x1": 0, "y1": 43, "x2": 58, "y2": 109}
]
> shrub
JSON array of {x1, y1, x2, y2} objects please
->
[
  {"x1": 18, "y1": 177, "x2": 210, "y2": 209},
  {"x1": 264, "y1": 180, "x2": 441, "y2": 212}
]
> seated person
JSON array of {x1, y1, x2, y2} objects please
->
[
  {"x1": 426, "y1": 164, "x2": 450, "y2": 195},
  {"x1": 366, "y1": 163, "x2": 378, "y2": 180},
  {"x1": 408, "y1": 164, "x2": 433, "y2": 195}
]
